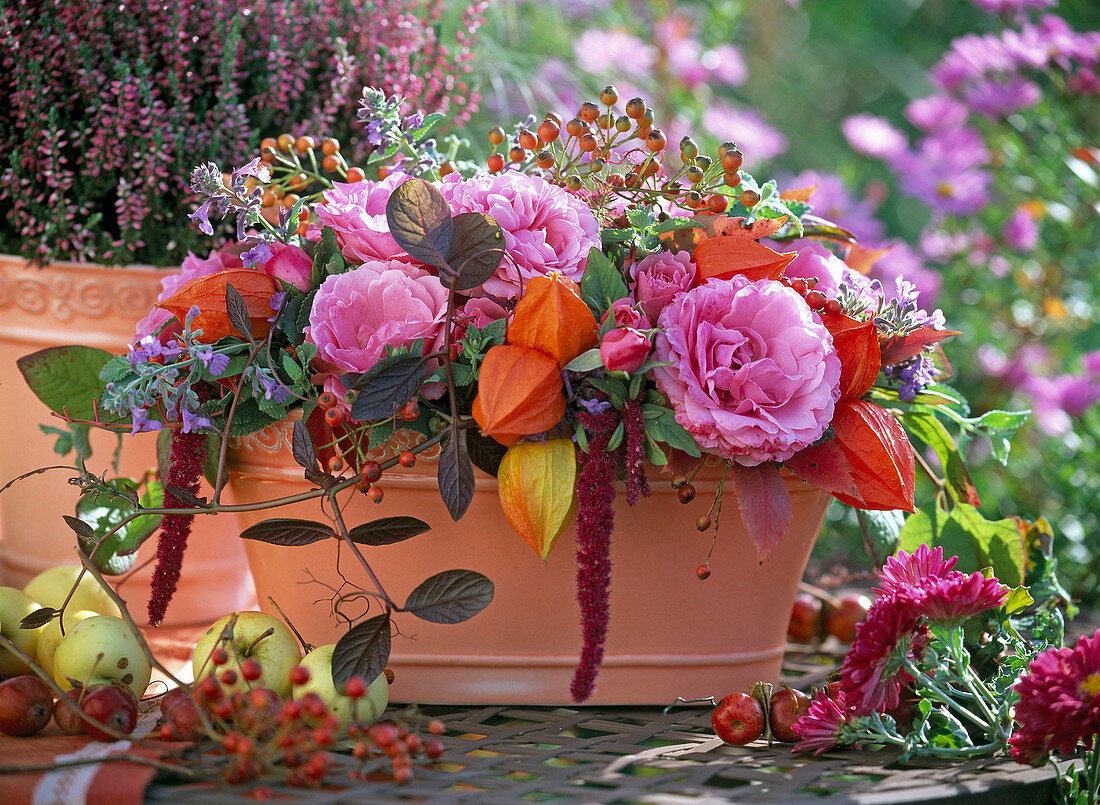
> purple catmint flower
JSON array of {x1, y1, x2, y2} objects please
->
[
  {"x1": 884, "y1": 355, "x2": 940, "y2": 401},
  {"x1": 188, "y1": 201, "x2": 214, "y2": 237}
]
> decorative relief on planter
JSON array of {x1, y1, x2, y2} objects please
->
[{"x1": 228, "y1": 419, "x2": 440, "y2": 463}]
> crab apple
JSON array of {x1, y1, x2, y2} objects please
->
[
  {"x1": 768, "y1": 687, "x2": 812, "y2": 743},
  {"x1": 54, "y1": 687, "x2": 86, "y2": 735},
  {"x1": 0, "y1": 587, "x2": 46, "y2": 677},
  {"x1": 235, "y1": 687, "x2": 282, "y2": 738},
  {"x1": 81, "y1": 683, "x2": 138, "y2": 742},
  {"x1": 292, "y1": 644, "x2": 388, "y2": 729},
  {"x1": 193, "y1": 612, "x2": 302, "y2": 698},
  {"x1": 36, "y1": 608, "x2": 99, "y2": 673},
  {"x1": 787, "y1": 594, "x2": 823, "y2": 644},
  {"x1": 23, "y1": 566, "x2": 121, "y2": 619},
  {"x1": 52, "y1": 615, "x2": 151, "y2": 699},
  {"x1": 711, "y1": 692, "x2": 765, "y2": 746},
  {"x1": 825, "y1": 594, "x2": 872, "y2": 643},
  {"x1": 0, "y1": 675, "x2": 54, "y2": 736}
]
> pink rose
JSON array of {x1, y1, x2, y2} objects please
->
[
  {"x1": 602, "y1": 297, "x2": 650, "y2": 330},
  {"x1": 782, "y1": 241, "x2": 845, "y2": 297},
  {"x1": 305, "y1": 260, "x2": 448, "y2": 396},
  {"x1": 262, "y1": 243, "x2": 313, "y2": 291},
  {"x1": 600, "y1": 327, "x2": 651, "y2": 374},
  {"x1": 654, "y1": 276, "x2": 842, "y2": 466},
  {"x1": 459, "y1": 296, "x2": 509, "y2": 329},
  {"x1": 628, "y1": 251, "x2": 696, "y2": 322},
  {"x1": 310, "y1": 174, "x2": 416, "y2": 265},
  {"x1": 438, "y1": 171, "x2": 600, "y2": 300}
]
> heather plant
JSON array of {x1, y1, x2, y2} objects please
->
[{"x1": 0, "y1": 0, "x2": 486, "y2": 267}]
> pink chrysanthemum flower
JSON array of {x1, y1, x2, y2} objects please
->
[
  {"x1": 914, "y1": 571, "x2": 1008, "y2": 625},
  {"x1": 793, "y1": 689, "x2": 861, "y2": 756},
  {"x1": 875, "y1": 544, "x2": 958, "y2": 597},
  {"x1": 841, "y1": 592, "x2": 928, "y2": 715},
  {"x1": 1009, "y1": 628, "x2": 1100, "y2": 766}
]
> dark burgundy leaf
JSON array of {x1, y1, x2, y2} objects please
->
[
  {"x1": 437, "y1": 426, "x2": 474, "y2": 521},
  {"x1": 349, "y1": 354, "x2": 430, "y2": 421},
  {"x1": 348, "y1": 516, "x2": 432, "y2": 546},
  {"x1": 444, "y1": 212, "x2": 504, "y2": 291},
  {"x1": 466, "y1": 430, "x2": 508, "y2": 477},
  {"x1": 401, "y1": 570, "x2": 494, "y2": 624},
  {"x1": 62, "y1": 514, "x2": 96, "y2": 541},
  {"x1": 239, "y1": 518, "x2": 337, "y2": 546},
  {"x1": 225, "y1": 282, "x2": 253, "y2": 341},
  {"x1": 165, "y1": 486, "x2": 207, "y2": 507},
  {"x1": 332, "y1": 613, "x2": 391, "y2": 689},
  {"x1": 21, "y1": 607, "x2": 58, "y2": 630},
  {"x1": 291, "y1": 418, "x2": 320, "y2": 474},
  {"x1": 385, "y1": 177, "x2": 453, "y2": 272}
]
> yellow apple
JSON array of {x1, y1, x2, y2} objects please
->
[
  {"x1": 0, "y1": 587, "x2": 46, "y2": 677},
  {"x1": 292, "y1": 644, "x2": 388, "y2": 728},
  {"x1": 193, "y1": 612, "x2": 302, "y2": 699},
  {"x1": 23, "y1": 566, "x2": 121, "y2": 618},
  {"x1": 36, "y1": 609, "x2": 99, "y2": 674},
  {"x1": 52, "y1": 615, "x2": 151, "y2": 698}
]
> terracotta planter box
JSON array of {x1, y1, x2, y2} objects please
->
[{"x1": 227, "y1": 420, "x2": 831, "y2": 705}]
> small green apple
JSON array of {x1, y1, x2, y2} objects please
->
[
  {"x1": 52, "y1": 615, "x2": 151, "y2": 698},
  {"x1": 193, "y1": 612, "x2": 301, "y2": 699},
  {"x1": 23, "y1": 566, "x2": 121, "y2": 618},
  {"x1": 0, "y1": 587, "x2": 46, "y2": 677},
  {"x1": 292, "y1": 644, "x2": 388, "y2": 728},
  {"x1": 36, "y1": 609, "x2": 99, "y2": 674}
]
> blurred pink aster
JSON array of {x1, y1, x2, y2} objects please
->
[
  {"x1": 905, "y1": 95, "x2": 970, "y2": 133},
  {"x1": 653, "y1": 276, "x2": 841, "y2": 466},
  {"x1": 310, "y1": 173, "x2": 416, "y2": 265},
  {"x1": 841, "y1": 591, "x2": 928, "y2": 715},
  {"x1": 702, "y1": 102, "x2": 788, "y2": 161},
  {"x1": 793, "y1": 689, "x2": 860, "y2": 755},
  {"x1": 1002, "y1": 207, "x2": 1040, "y2": 251},
  {"x1": 1009, "y1": 629, "x2": 1100, "y2": 765},
  {"x1": 892, "y1": 129, "x2": 991, "y2": 216},
  {"x1": 842, "y1": 115, "x2": 908, "y2": 160},
  {"x1": 438, "y1": 171, "x2": 600, "y2": 300},
  {"x1": 573, "y1": 29, "x2": 656, "y2": 79},
  {"x1": 964, "y1": 75, "x2": 1043, "y2": 118}
]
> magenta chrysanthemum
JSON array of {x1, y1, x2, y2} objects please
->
[
  {"x1": 914, "y1": 571, "x2": 1008, "y2": 624},
  {"x1": 438, "y1": 171, "x2": 600, "y2": 300},
  {"x1": 1009, "y1": 628, "x2": 1100, "y2": 765},
  {"x1": 841, "y1": 592, "x2": 928, "y2": 715},
  {"x1": 793, "y1": 689, "x2": 859, "y2": 756},
  {"x1": 875, "y1": 544, "x2": 958, "y2": 597}
]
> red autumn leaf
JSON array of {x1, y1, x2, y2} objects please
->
[
  {"x1": 785, "y1": 439, "x2": 863, "y2": 504},
  {"x1": 843, "y1": 243, "x2": 891, "y2": 274},
  {"x1": 820, "y1": 312, "x2": 881, "y2": 401},
  {"x1": 157, "y1": 268, "x2": 279, "y2": 343},
  {"x1": 830, "y1": 400, "x2": 916, "y2": 512},
  {"x1": 693, "y1": 236, "x2": 796, "y2": 284},
  {"x1": 779, "y1": 186, "x2": 816, "y2": 203},
  {"x1": 707, "y1": 215, "x2": 789, "y2": 241},
  {"x1": 728, "y1": 462, "x2": 793, "y2": 559},
  {"x1": 879, "y1": 327, "x2": 960, "y2": 366}
]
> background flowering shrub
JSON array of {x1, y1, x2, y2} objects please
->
[{"x1": 0, "y1": 0, "x2": 486, "y2": 266}]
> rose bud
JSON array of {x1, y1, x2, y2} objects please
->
[{"x1": 600, "y1": 327, "x2": 651, "y2": 374}]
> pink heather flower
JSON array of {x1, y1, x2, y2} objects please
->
[
  {"x1": 702, "y1": 102, "x2": 788, "y2": 161},
  {"x1": 876, "y1": 544, "x2": 958, "y2": 597},
  {"x1": 1010, "y1": 629, "x2": 1100, "y2": 765},
  {"x1": 841, "y1": 592, "x2": 927, "y2": 715},
  {"x1": 133, "y1": 248, "x2": 240, "y2": 341},
  {"x1": 793, "y1": 690, "x2": 860, "y2": 755},
  {"x1": 914, "y1": 571, "x2": 1009, "y2": 624},
  {"x1": 438, "y1": 172, "x2": 600, "y2": 300},
  {"x1": 305, "y1": 259, "x2": 448, "y2": 380},
  {"x1": 573, "y1": 29, "x2": 657, "y2": 78},
  {"x1": 782, "y1": 241, "x2": 847, "y2": 297},
  {"x1": 842, "y1": 115, "x2": 908, "y2": 160},
  {"x1": 964, "y1": 75, "x2": 1043, "y2": 118},
  {"x1": 310, "y1": 173, "x2": 415, "y2": 265},
  {"x1": 262, "y1": 242, "x2": 313, "y2": 291},
  {"x1": 600, "y1": 327, "x2": 651, "y2": 374},
  {"x1": 602, "y1": 297, "x2": 650, "y2": 330},
  {"x1": 628, "y1": 251, "x2": 696, "y2": 322},
  {"x1": 905, "y1": 95, "x2": 970, "y2": 133},
  {"x1": 1003, "y1": 207, "x2": 1040, "y2": 251},
  {"x1": 653, "y1": 276, "x2": 841, "y2": 466}
]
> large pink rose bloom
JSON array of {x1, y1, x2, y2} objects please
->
[
  {"x1": 628, "y1": 250, "x2": 696, "y2": 321},
  {"x1": 438, "y1": 171, "x2": 599, "y2": 300},
  {"x1": 311, "y1": 174, "x2": 415, "y2": 264},
  {"x1": 305, "y1": 260, "x2": 448, "y2": 382},
  {"x1": 654, "y1": 276, "x2": 842, "y2": 466}
]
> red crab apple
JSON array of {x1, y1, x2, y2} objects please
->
[
  {"x1": 768, "y1": 687, "x2": 812, "y2": 743},
  {"x1": 160, "y1": 687, "x2": 203, "y2": 741},
  {"x1": 825, "y1": 594, "x2": 872, "y2": 643},
  {"x1": 711, "y1": 692, "x2": 765, "y2": 746},
  {"x1": 81, "y1": 683, "x2": 138, "y2": 742},
  {"x1": 787, "y1": 594, "x2": 823, "y2": 643},
  {"x1": 0, "y1": 675, "x2": 54, "y2": 736},
  {"x1": 54, "y1": 687, "x2": 86, "y2": 735}
]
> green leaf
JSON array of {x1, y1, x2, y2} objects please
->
[
  {"x1": 969, "y1": 409, "x2": 1030, "y2": 434},
  {"x1": 625, "y1": 207, "x2": 656, "y2": 231},
  {"x1": 408, "y1": 112, "x2": 445, "y2": 144},
  {"x1": 579, "y1": 247, "x2": 628, "y2": 317},
  {"x1": 588, "y1": 375, "x2": 627, "y2": 409},
  {"x1": 1004, "y1": 587, "x2": 1034, "y2": 615},
  {"x1": 652, "y1": 217, "x2": 702, "y2": 235},
  {"x1": 600, "y1": 228, "x2": 635, "y2": 245},
  {"x1": 606, "y1": 421, "x2": 625, "y2": 451},
  {"x1": 18, "y1": 346, "x2": 123, "y2": 423},
  {"x1": 855, "y1": 509, "x2": 905, "y2": 568},
  {"x1": 641, "y1": 404, "x2": 701, "y2": 457},
  {"x1": 901, "y1": 409, "x2": 978, "y2": 506},
  {"x1": 951, "y1": 504, "x2": 1025, "y2": 586},
  {"x1": 75, "y1": 478, "x2": 164, "y2": 575},
  {"x1": 563, "y1": 348, "x2": 604, "y2": 373}
]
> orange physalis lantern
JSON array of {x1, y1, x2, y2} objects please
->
[
  {"x1": 507, "y1": 274, "x2": 598, "y2": 367},
  {"x1": 156, "y1": 268, "x2": 279, "y2": 343},
  {"x1": 471, "y1": 345, "x2": 566, "y2": 446},
  {"x1": 497, "y1": 439, "x2": 578, "y2": 561}
]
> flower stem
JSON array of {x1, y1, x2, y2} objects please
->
[{"x1": 903, "y1": 657, "x2": 992, "y2": 733}]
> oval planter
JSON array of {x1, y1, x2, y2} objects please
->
[
  {"x1": 227, "y1": 419, "x2": 831, "y2": 705},
  {"x1": 0, "y1": 254, "x2": 256, "y2": 626}
]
